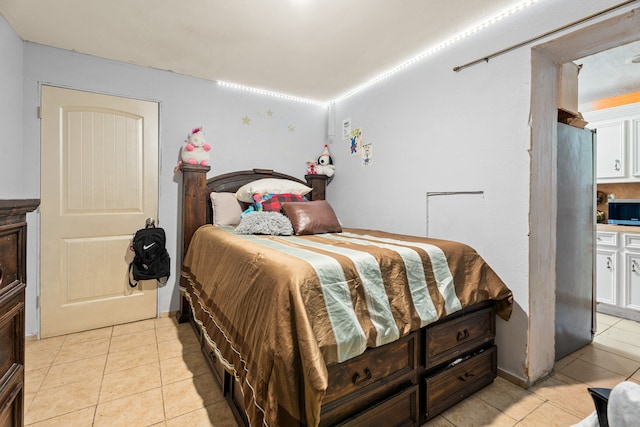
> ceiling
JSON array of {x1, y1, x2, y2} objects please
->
[
  {"x1": 576, "y1": 40, "x2": 640, "y2": 106},
  {"x1": 1, "y1": 0, "x2": 639, "y2": 104}
]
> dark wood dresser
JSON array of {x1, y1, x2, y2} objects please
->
[{"x1": 0, "y1": 199, "x2": 39, "y2": 427}]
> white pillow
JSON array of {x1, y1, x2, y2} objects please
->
[
  {"x1": 235, "y1": 178, "x2": 312, "y2": 203},
  {"x1": 210, "y1": 192, "x2": 243, "y2": 225}
]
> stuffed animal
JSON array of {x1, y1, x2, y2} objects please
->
[
  {"x1": 180, "y1": 127, "x2": 210, "y2": 166},
  {"x1": 306, "y1": 161, "x2": 317, "y2": 175},
  {"x1": 315, "y1": 144, "x2": 335, "y2": 177}
]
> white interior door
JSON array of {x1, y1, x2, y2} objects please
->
[{"x1": 40, "y1": 85, "x2": 159, "y2": 338}]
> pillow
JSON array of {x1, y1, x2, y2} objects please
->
[
  {"x1": 281, "y1": 200, "x2": 342, "y2": 235},
  {"x1": 235, "y1": 211, "x2": 294, "y2": 236},
  {"x1": 235, "y1": 178, "x2": 312, "y2": 203},
  {"x1": 252, "y1": 193, "x2": 307, "y2": 212},
  {"x1": 210, "y1": 192, "x2": 243, "y2": 226}
]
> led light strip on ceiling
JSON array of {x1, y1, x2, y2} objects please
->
[
  {"x1": 217, "y1": 81, "x2": 328, "y2": 107},
  {"x1": 218, "y1": 0, "x2": 540, "y2": 107}
]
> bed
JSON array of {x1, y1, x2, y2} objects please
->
[{"x1": 177, "y1": 164, "x2": 513, "y2": 427}]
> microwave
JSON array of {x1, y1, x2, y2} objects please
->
[{"x1": 608, "y1": 199, "x2": 640, "y2": 225}]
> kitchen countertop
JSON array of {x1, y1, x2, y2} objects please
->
[{"x1": 597, "y1": 224, "x2": 640, "y2": 233}]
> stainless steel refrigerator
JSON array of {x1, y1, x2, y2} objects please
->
[{"x1": 555, "y1": 122, "x2": 596, "y2": 361}]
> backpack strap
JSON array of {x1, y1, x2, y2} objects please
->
[{"x1": 128, "y1": 263, "x2": 138, "y2": 288}]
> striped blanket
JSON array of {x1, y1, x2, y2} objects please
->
[{"x1": 181, "y1": 225, "x2": 512, "y2": 427}]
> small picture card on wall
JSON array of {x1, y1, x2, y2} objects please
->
[
  {"x1": 342, "y1": 118, "x2": 351, "y2": 140},
  {"x1": 350, "y1": 128, "x2": 362, "y2": 156},
  {"x1": 361, "y1": 143, "x2": 373, "y2": 166}
]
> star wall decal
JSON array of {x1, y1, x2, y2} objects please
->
[
  {"x1": 267, "y1": 110, "x2": 274, "y2": 117},
  {"x1": 242, "y1": 116, "x2": 251, "y2": 125},
  {"x1": 288, "y1": 125, "x2": 295, "y2": 132}
]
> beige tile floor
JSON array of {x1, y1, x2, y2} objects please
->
[
  {"x1": 24, "y1": 316, "x2": 236, "y2": 427},
  {"x1": 24, "y1": 312, "x2": 640, "y2": 426}
]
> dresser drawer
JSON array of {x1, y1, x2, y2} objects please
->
[
  {"x1": 0, "y1": 365, "x2": 24, "y2": 427},
  {"x1": 339, "y1": 384, "x2": 418, "y2": 427},
  {"x1": 424, "y1": 346, "x2": 497, "y2": 421},
  {"x1": 0, "y1": 223, "x2": 25, "y2": 293},
  {"x1": 424, "y1": 306, "x2": 495, "y2": 369},
  {"x1": 0, "y1": 284, "x2": 25, "y2": 380},
  {"x1": 324, "y1": 331, "x2": 417, "y2": 405}
]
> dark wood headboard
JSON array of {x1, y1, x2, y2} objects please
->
[{"x1": 177, "y1": 164, "x2": 328, "y2": 322}]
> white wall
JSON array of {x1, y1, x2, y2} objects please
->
[
  {"x1": 0, "y1": 15, "x2": 24, "y2": 197},
  {"x1": 328, "y1": 0, "x2": 638, "y2": 383},
  {"x1": 330, "y1": 29, "x2": 531, "y2": 384},
  {"x1": 18, "y1": 43, "x2": 327, "y2": 337}
]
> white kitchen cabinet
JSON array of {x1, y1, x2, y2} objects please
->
[
  {"x1": 596, "y1": 229, "x2": 640, "y2": 320},
  {"x1": 585, "y1": 103, "x2": 640, "y2": 183},
  {"x1": 596, "y1": 231, "x2": 617, "y2": 306},
  {"x1": 595, "y1": 120, "x2": 625, "y2": 179},
  {"x1": 596, "y1": 249, "x2": 616, "y2": 305},
  {"x1": 633, "y1": 118, "x2": 640, "y2": 177},
  {"x1": 625, "y1": 252, "x2": 640, "y2": 311}
]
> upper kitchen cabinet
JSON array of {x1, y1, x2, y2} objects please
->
[{"x1": 585, "y1": 102, "x2": 640, "y2": 183}]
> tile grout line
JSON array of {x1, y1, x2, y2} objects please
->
[{"x1": 93, "y1": 326, "x2": 114, "y2": 425}]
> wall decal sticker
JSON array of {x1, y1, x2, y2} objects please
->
[
  {"x1": 362, "y1": 143, "x2": 373, "y2": 166},
  {"x1": 342, "y1": 118, "x2": 351, "y2": 140},
  {"x1": 350, "y1": 128, "x2": 362, "y2": 156}
]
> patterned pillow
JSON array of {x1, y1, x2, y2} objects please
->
[{"x1": 252, "y1": 193, "x2": 307, "y2": 212}]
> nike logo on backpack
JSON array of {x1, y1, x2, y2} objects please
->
[{"x1": 143, "y1": 242, "x2": 156, "y2": 250}]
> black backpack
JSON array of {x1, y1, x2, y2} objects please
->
[{"x1": 129, "y1": 222, "x2": 170, "y2": 287}]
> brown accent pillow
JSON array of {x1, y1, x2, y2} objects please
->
[{"x1": 281, "y1": 200, "x2": 342, "y2": 235}]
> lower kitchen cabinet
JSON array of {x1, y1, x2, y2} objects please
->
[
  {"x1": 624, "y1": 252, "x2": 640, "y2": 311},
  {"x1": 596, "y1": 229, "x2": 640, "y2": 320},
  {"x1": 596, "y1": 249, "x2": 617, "y2": 305}
]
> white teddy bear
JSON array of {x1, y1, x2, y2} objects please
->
[{"x1": 180, "y1": 127, "x2": 210, "y2": 166}]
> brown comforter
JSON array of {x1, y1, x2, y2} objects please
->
[{"x1": 181, "y1": 225, "x2": 513, "y2": 427}]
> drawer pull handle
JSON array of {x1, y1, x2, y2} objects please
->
[
  {"x1": 456, "y1": 329, "x2": 470, "y2": 341},
  {"x1": 458, "y1": 372, "x2": 475, "y2": 382},
  {"x1": 0, "y1": 263, "x2": 3, "y2": 286},
  {"x1": 352, "y1": 368, "x2": 372, "y2": 386}
]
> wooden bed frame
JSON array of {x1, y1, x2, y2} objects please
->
[{"x1": 178, "y1": 164, "x2": 498, "y2": 426}]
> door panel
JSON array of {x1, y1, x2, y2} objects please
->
[{"x1": 40, "y1": 85, "x2": 159, "y2": 338}]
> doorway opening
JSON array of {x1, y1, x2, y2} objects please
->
[{"x1": 529, "y1": 6, "x2": 640, "y2": 382}]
